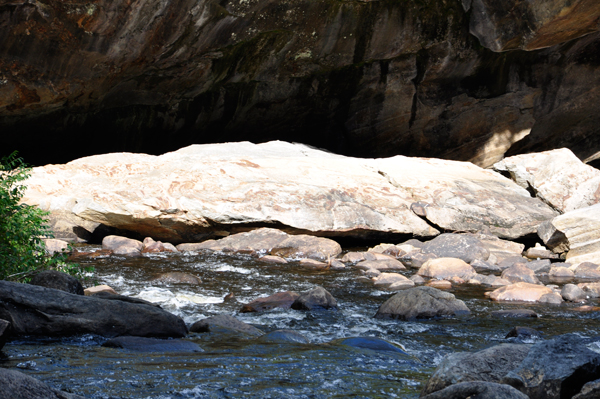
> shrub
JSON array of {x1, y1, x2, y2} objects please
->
[{"x1": 0, "y1": 152, "x2": 92, "y2": 282}]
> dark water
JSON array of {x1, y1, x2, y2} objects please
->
[{"x1": 3, "y1": 247, "x2": 600, "y2": 398}]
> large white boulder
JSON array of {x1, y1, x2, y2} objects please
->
[{"x1": 23, "y1": 141, "x2": 557, "y2": 243}]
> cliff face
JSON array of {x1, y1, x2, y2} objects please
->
[{"x1": 1, "y1": 0, "x2": 599, "y2": 166}]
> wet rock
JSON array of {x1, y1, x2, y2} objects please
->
[
  {"x1": 258, "y1": 255, "x2": 288, "y2": 264},
  {"x1": 491, "y1": 309, "x2": 538, "y2": 318},
  {"x1": 501, "y1": 264, "x2": 540, "y2": 284},
  {"x1": 102, "y1": 235, "x2": 143, "y2": 256},
  {"x1": 29, "y1": 270, "x2": 84, "y2": 295},
  {"x1": 410, "y1": 274, "x2": 426, "y2": 285},
  {"x1": 574, "y1": 379, "x2": 600, "y2": 399},
  {"x1": 471, "y1": 274, "x2": 512, "y2": 287},
  {"x1": 23, "y1": 142, "x2": 557, "y2": 243},
  {"x1": 577, "y1": 282, "x2": 600, "y2": 298},
  {"x1": 495, "y1": 148, "x2": 600, "y2": 213},
  {"x1": 421, "y1": 234, "x2": 490, "y2": 264},
  {"x1": 240, "y1": 292, "x2": 300, "y2": 313},
  {"x1": 561, "y1": 284, "x2": 587, "y2": 302},
  {"x1": 355, "y1": 258, "x2": 406, "y2": 271},
  {"x1": 363, "y1": 268, "x2": 381, "y2": 278},
  {"x1": 374, "y1": 286, "x2": 470, "y2": 320},
  {"x1": 505, "y1": 326, "x2": 543, "y2": 340},
  {"x1": 291, "y1": 286, "x2": 338, "y2": 311},
  {"x1": 421, "y1": 343, "x2": 530, "y2": 395},
  {"x1": 373, "y1": 273, "x2": 414, "y2": 290},
  {"x1": 341, "y1": 252, "x2": 369, "y2": 264},
  {"x1": 190, "y1": 315, "x2": 263, "y2": 337},
  {"x1": 471, "y1": 260, "x2": 502, "y2": 273},
  {"x1": 417, "y1": 258, "x2": 476, "y2": 281},
  {"x1": 488, "y1": 282, "x2": 557, "y2": 303},
  {"x1": 426, "y1": 280, "x2": 453, "y2": 290},
  {"x1": 84, "y1": 285, "x2": 118, "y2": 296},
  {"x1": 192, "y1": 228, "x2": 342, "y2": 262},
  {"x1": 102, "y1": 336, "x2": 203, "y2": 352},
  {"x1": 331, "y1": 337, "x2": 408, "y2": 355},
  {"x1": 329, "y1": 259, "x2": 346, "y2": 270},
  {"x1": 0, "y1": 368, "x2": 86, "y2": 399},
  {"x1": 400, "y1": 252, "x2": 438, "y2": 269},
  {"x1": 498, "y1": 256, "x2": 529, "y2": 270},
  {"x1": 150, "y1": 272, "x2": 202, "y2": 285},
  {"x1": 43, "y1": 238, "x2": 69, "y2": 255},
  {"x1": 142, "y1": 238, "x2": 178, "y2": 253},
  {"x1": 368, "y1": 244, "x2": 405, "y2": 257},
  {"x1": 538, "y1": 204, "x2": 600, "y2": 265},
  {"x1": 502, "y1": 334, "x2": 600, "y2": 399},
  {"x1": 256, "y1": 330, "x2": 309, "y2": 344},
  {"x1": 420, "y1": 381, "x2": 529, "y2": 399},
  {"x1": 0, "y1": 281, "x2": 187, "y2": 338},
  {"x1": 549, "y1": 266, "x2": 575, "y2": 279},
  {"x1": 299, "y1": 258, "x2": 328, "y2": 268},
  {"x1": 575, "y1": 262, "x2": 600, "y2": 279},
  {"x1": 0, "y1": 319, "x2": 11, "y2": 351}
]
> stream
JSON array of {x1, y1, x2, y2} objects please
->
[{"x1": 2, "y1": 246, "x2": 600, "y2": 398}]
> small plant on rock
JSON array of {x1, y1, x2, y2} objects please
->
[{"x1": 0, "y1": 152, "x2": 93, "y2": 282}]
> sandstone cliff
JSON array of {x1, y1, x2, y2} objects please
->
[{"x1": 1, "y1": 0, "x2": 599, "y2": 165}]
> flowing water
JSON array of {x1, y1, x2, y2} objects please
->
[{"x1": 2, "y1": 246, "x2": 600, "y2": 398}]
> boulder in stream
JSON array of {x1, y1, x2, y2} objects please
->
[
  {"x1": 501, "y1": 264, "x2": 540, "y2": 284},
  {"x1": 0, "y1": 281, "x2": 187, "y2": 338},
  {"x1": 29, "y1": 270, "x2": 84, "y2": 295},
  {"x1": 291, "y1": 286, "x2": 338, "y2": 311},
  {"x1": 421, "y1": 343, "x2": 531, "y2": 396},
  {"x1": 189, "y1": 314, "x2": 263, "y2": 337},
  {"x1": 488, "y1": 282, "x2": 561, "y2": 303},
  {"x1": 374, "y1": 286, "x2": 470, "y2": 320},
  {"x1": 102, "y1": 235, "x2": 143, "y2": 256},
  {"x1": 150, "y1": 272, "x2": 202, "y2": 285},
  {"x1": 420, "y1": 234, "x2": 490, "y2": 264},
  {"x1": 255, "y1": 329, "x2": 310, "y2": 344},
  {"x1": 417, "y1": 258, "x2": 476, "y2": 281},
  {"x1": 240, "y1": 291, "x2": 300, "y2": 313},
  {"x1": 0, "y1": 368, "x2": 86, "y2": 399},
  {"x1": 102, "y1": 336, "x2": 203, "y2": 352},
  {"x1": 420, "y1": 381, "x2": 529, "y2": 399}
]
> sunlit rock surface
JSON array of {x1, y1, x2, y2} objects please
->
[{"x1": 22, "y1": 141, "x2": 557, "y2": 243}]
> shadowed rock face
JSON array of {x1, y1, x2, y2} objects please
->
[{"x1": 1, "y1": 0, "x2": 599, "y2": 166}]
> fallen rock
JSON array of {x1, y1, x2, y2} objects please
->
[
  {"x1": 255, "y1": 330, "x2": 309, "y2": 344},
  {"x1": 488, "y1": 282, "x2": 557, "y2": 303},
  {"x1": 150, "y1": 272, "x2": 202, "y2": 285},
  {"x1": 562, "y1": 284, "x2": 587, "y2": 302},
  {"x1": 187, "y1": 228, "x2": 341, "y2": 261},
  {"x1": 0, "y1": 281, "x2": 187, "y2": 338},
  {"x1": 190, "y1": 314, "x2": 263, "y2": 337},
  {"x1": 574, "y1": 379, "x2": 600, "y2": 399},
  {"x1": 23, "y1": 142, "x2": 557, "y2": 243},
  {"x1": 421, "y1": 343, "x2": 531, "y2": 396},
  {"x1": 0, "y1": 368, "x2": 86, "y2": 399},
  {"x1": 502, "y1": 334, "x2": 600, "y2": 399},
  {"x1": 538, "y1": 204, "x2": 600, "y2": 264},
  {"x1": 418, "y1": 258, "x2": 476, "y2": 280},
  {"x1": 102, "y1": 235, "x2": 143, "y2": 256},
  {"x1": 84, "y1": 285, "x2": 118, "y2": 296},
  {"x1": 102, "y1": 336, "x2": 203, "y2": 352},
  {"x1": 240, "y1": 292, "x2": 300, "y2": 313},
  {"x1": 420, "y1": 381, "x2": 529, "y2": 399},
  {"x1": 501, "y1": 264, "x2": 540, "y2": 284},
  {"x1": 420, "y1": 234, "x2": 490, "y2": 264},
  {"x1": 374, "y1": 286, "x2": 470, "y2": 320},
  {"x1": 29, "y1": 270, "x2": 84, "y2": 295},
  {"x1": 495, "y1": 148, "x2": 600, "y2": 213},
  {"x1": 291, "y1": 286, "x2": 338, "y2": 311}
]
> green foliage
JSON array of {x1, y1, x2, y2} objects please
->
[{"x1": 0, "y1": 152, "x2": 94, "y2": 283}]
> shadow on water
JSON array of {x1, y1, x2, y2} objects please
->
[{"x1": 3, "y1": 247, "x2": 600, "y2": 398}]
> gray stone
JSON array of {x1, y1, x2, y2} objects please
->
[
  {"x1": 102, "y1": 336, "x2": 203, "y2": 352},
  {"x1": 505, "y1": 326, "x2": 543, "y2": 340},
  {"x1": 0, "y1": 368, "x2": 86, "y2": 399},
  {"x1": 256, "y1": 330, "x2": 310, "y2": 344},
  {"x1": 29, "y1": 270, "x2": 84, "y2": 295},
  {"x1": 491, "y1": 309, "x2": 538, "y2": 319},
  {"x1": 421, "y1": 234, "x2": 490, "y2": 264},
  {"x1": 561, "y1": 284, "x2": 587, "y2": 302},
  {"x1": 291, "y1": 286, "x2": 338, "y2": 310},
  {"x1": 190, "y1": 314, "x2": 263, "y2": 337},
  {"x1": 575, "y1": 262, "x2": 600, "y2": 279},
  {"x1": 374, "y1": 286, "x2": 470, "y2": 320},
  {"x1": 526, "y1": 259, "x2": 552, "y2": 274},
  {"x1": 421, "y1": 381, "x2": 529, "y2": 399},
  {"x1": 150, "y1": 272, "x2": 202, "y2": 285},
  {"x1": 240, "y1": 292, "x2": 300, "y2": 313},
  {"x1": 501, "y1": 264, "x2": 540, "y2": 284}
]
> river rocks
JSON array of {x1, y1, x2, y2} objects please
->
[
  {"x1": 102, "y1": 336, "x2": 203, "y2": 352},
  {"x1": 420, "y1": 234, "x2": 490, "y2": 264},
  {"x1": 190, "y1": 315, "x2": 263, "y2": 337},
  {"x1": 291, "y1": 286, "x2": 338, "y2": 311},
  {"x1": 184, "y1": 228, "x2": 342, "y2": 262},
  {"x1": 102, "y1": 235, "x2": 143, "y2": 256},
  {"x1": 0, "y1": 368, "x2": 86, "y2": 399},
  {"x1": 258, "y1": 255, "x2": 288, "y2": 264},
  {"x1": 23, "y1": 142, "x2": 558, "y2": 244},
  {"x1": 240, "y1": 292, "x2": 300, "y2": 313},
  {"x1": 373, "y1": 273, "x2": 415, "y2": 290},
  {"x1": 255, "y1": 330, "x2": 310, "y2": 344},
  {"x1": 0, "y1": 281, "x2": 187, "y2": 338},
  {"x1": 421, "y1": 343, "x2": 531, "y2": 396},
  {"x1": 417, "y1": 258, "x2": 476, "y2": 281},
  {"x1": 84, "y1": 285, "x2": 118, "y2": 296},
  {"x1": 491, "y1": 309, "x2": 538, "y2": 319},
  {"x1": 561, "y1": 284, "x2": 587, "y2": 302},
  {"x1": 575, "y1": 262, "x2": 600, "y2": 279},
  {"x1": 538, "y1": 204, "x2": 600, "y2": 265},
  {"x1": 500, "y1": 264, "x2": 540, "y2": 284},
  {"x1": 577, "y1": 283, "x2": 600, "y2": 298},
  {"x1": 505, "y1": 326, "x2": 543, "y2": 340},
  {"x1": 355, "y1": 258, "x2": 406, "y2": 271},
  {"x1": 142, "y1": 237, "x2": 178, "y2": 253},
  {"x1": 43, "y1": 238, "x2": 69, "y2": 255},
  {"x1": 421, "y1": 381, "x2": 529, "y2": 399},
  {"x1": 374, "y1": 286, "x2": 470, "y2": 320},
  {"x1": 150, "y1": 272, "x2": 202, "y2": 285},
  {"x1": 488, "y1": 282, "x2": 559, "y2": 303},
  {"x1": 29, "y1": 270, "x2": 84, "y2": 295},
  {"x1": 502, "y1": 334, "x2": 600, "y2": 399},
  {"x1": 331, "y1": 337, "x2": 408, "y2": 355}
]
